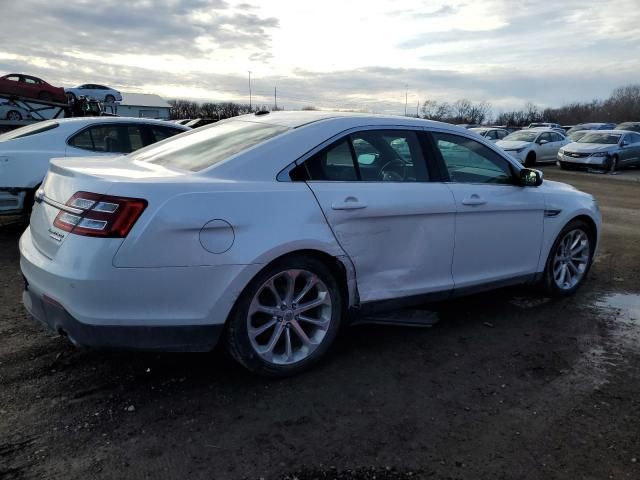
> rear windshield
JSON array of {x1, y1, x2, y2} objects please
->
[
  {"x1": 129, "y1": 120, "x2": 289, "y2": 171},
  {"x1": 578, "y1": 133, "x2": 621, "y2": 144},
  {"x1": 0, "y1": 120, "x2": 59, "y2": 142}
]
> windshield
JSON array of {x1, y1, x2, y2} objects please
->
[
  {"x1": 129, "y1": 120, "x2": 289, "y2": 172},
  {"x1": 567, "y1": 131, "x2": 589, "y2": 142},
  {"x1": 577, "y1": 133, "x2": 621, "y2": 145},
  {"x1": 0, "y1": 120, "x2": 59, "y2": 142},
  {"x1": 503, "y1": 131, "x2": 538, "y2": 142},
  {"x1": 616, "y1": 123, "x2": 640, "y2": 133}
]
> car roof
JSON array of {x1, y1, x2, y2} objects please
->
[
  {"x1": 235, "y1": 110, "x2": 463, "y2": 130},
  {"x1": 50, "y1": 116, "x2": 190, "y2": 128}
]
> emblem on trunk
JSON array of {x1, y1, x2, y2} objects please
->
[{"x1": 48, "y1": 228, "x2": 65, "y2": 242}]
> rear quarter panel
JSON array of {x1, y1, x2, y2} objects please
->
[{"x1": 111, "y1": 180, "x2": 345, "y2": 268}]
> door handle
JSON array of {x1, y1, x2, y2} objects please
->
[
  {"x1": 331, "y1": 196, "x2": 367, "y2": 210},
  {"x1": 461, "y1": 194, "x2": 487, "y2": 206}
]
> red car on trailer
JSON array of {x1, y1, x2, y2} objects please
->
[{"x1": 0, "y1": 74, "x2": 66, "y2": 103}]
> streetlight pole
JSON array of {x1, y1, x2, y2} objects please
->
[
  {"x1": 248, "y1": 70, "x2": 252, "y2": 111},
  {"x1": 404, "y1": 84, "x2": 408, "y2": 116}
]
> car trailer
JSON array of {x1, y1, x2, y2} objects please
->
[{"x1": 0, "y1": 94, "x2": 68, "y2": 132}]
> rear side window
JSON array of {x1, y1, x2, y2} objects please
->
[
  {"x1": 130, "y1": 120, "x2": 288, "y2": 172},
  {"x1": 0, "y1": 120, "x2": 59, "y2": 142}
]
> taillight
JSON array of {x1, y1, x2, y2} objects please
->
[{"x1": 53, "y1": 191, "x2": 147, "y2": 238}]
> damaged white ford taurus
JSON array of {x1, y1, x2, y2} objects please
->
[{"x1": 20, "y1": 111, "x2": 601, "y2": 376}]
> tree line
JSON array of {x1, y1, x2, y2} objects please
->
[
  {"x1": 169, "y1": 83, "x2": 640, "y2": 126},
  {"x1": 421, "y1": 84, "x2": 640, "y2": 126}
]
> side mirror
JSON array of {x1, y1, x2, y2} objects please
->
[
  {"x1": 538, "y1": 139, "x2": 549, "y2": 145},
  {"x1": 621, "y1": 141, "x2": 629, "y2": 147},
  {"x1": 520, "y1": 168, "x2": 543, "y2": 187}
]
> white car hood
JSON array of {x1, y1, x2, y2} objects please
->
[{"x1": 496, "y1": 140, "x2": 531, "y2": 150}]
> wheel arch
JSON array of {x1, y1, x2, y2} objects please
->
[{"x1": 245, "y1": 248, "x2": 357, "y2": 312}]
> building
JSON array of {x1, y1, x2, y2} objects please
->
[{"x1": 116, "y1": 93, "x2": 171, "y2": 119}]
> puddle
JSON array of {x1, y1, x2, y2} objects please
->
[{"x1": 595, "y1": 293, "x2": 640, "y2": 322}]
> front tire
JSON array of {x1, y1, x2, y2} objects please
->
[
  {"x1": 105, "y1": 95, "x2": 115, "y2": 103},
  {"x1": 225, "y1": 255, "x2": 343, "y2": 377},
  {"x1": 525, "y1": 151, "x2": 537, "y2": 167},
  {"x1": 608, "y1": 155, "x2": 618, "y2": 173},
  {"x1": 542, "y1": 219, "x2": 594, "y2": 296}
]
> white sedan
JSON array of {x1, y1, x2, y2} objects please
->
[
  {"x1": 496, "y1": 128, "x2": 570, "y2": 166},
  {"x1": 64, "y1": 84, "x2": 122, "y2": 103},
  {"x1": 0, "y1": 117, "x2": 189, "y2": 215},
  {"x1": 0, "y1": 101, "x2": 32, "y2": 120},
  {"x1": 20, "y1": 111, "x2": 601, "y2": 376}
]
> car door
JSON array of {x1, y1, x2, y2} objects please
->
[
  {"x1": 536, "y1": 132, "x2": 554, "y2": 161},
  {"x1": 297, "y1": 127, "x2": 457, "y2": 304},
  {"x1": 429, "y1": 130, "x2": 545, "y2": 290},
  {"x1": 548, "y1": 132, "x2": 567, "y2": 159}
]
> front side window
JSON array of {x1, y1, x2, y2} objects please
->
[
  {"x1": 503, "y1": 131, "x2": 538, "y2": 142},
  {"x1": 432, "y1": 132, "x2": 514, "y2": 185},
  {"x1": 130, "y1": 120, "x2": 289, "y2": 172},
  {"x1": 538, "y1": 132, "x2": 552, "y2": 143}
]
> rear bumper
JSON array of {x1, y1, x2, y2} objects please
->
[
  {"x1": 23, "y1": 285, "x2": 222, "y2": 351},
  {"x1": 19, "y1": 227, "x2": 262, "y2": 351}
]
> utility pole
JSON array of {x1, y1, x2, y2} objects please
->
[
  {"x1": 416, "y1": 101, "x2": 419, "y2": 118},
  {"x1": 248, "y1": 70, "x2": 252, "y2": 111},
  {"x1": 404, "y1": 84, "x2": 408, "y2": 116},
  {"x1": 274, "y1": 86, "x2": 277, "y2": 110}
]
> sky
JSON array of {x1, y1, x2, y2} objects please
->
[{"x1": 0, "y1": 0, "x2": 639, "y2": 114}]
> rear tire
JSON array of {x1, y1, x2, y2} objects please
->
[
  {"x1": 525, "y1": 151, "x2": 537, "y2": 167},
  {"x1": 225, "y1": 255, "x2": 343, "y2": 377},
  {"x1": 38, "y1": 91, "x2": 52, "y2": 101},
  {"x1": 542, "y1": 219, "x2": 595, "y2": 297}
]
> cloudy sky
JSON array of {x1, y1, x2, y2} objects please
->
[{"x1": 1, "y1": 0, "x2": 639, "y2": 114}]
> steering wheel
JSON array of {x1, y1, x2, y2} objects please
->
[{"x1": 378, "y1": 158, "x2": 407, "y2": 181}]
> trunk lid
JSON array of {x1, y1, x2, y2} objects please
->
[{"x1": 30, "y1": 156, "x2": 186, "y2": 259}]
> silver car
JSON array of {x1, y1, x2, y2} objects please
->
[
  {"x1": 557, "y1": 130, "x2": 640, "y2": 172},
  {"x1": 0, "y1": 101, "x2": 32, "y2": 120}
]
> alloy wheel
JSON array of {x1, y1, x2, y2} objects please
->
[
  {"x1": 552, "y1": 229, "x2": 590, "y2": 290},
  {"x1": 247, "y1": 269, "x2": 333, "y2": 365}
]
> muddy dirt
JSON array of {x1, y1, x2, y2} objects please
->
[{"x1": 1, "y1": 168, "x2": 639, "y2": 480}]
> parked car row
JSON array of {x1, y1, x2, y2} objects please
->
[
  {"x1": 470, "y1": 121, "x2": 640, "y2": 172},
  {"x1": 0, "y1": 117, "x2": 189, "y2": 215}
]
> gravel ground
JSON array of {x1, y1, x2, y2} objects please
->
[{"x1": 1, "y1": 167, "x2": 639, "y2": 480}]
